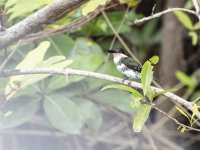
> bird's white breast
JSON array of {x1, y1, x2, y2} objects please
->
[{"x1": 113, "y1": 53, "x2": 141, "y2": 79}]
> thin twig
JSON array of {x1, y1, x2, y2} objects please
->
[
  {"x1": 0, "y1": 67, "x2": 199, "y2": 119},
  {"x1": 134, "y1": 8, "x2": 199, "y2": 24},
  {"x1": 152, "y1": 104, "x2": 200, "y2": 132},
  {"x1": 101, "y1": 10, "x2": 141, "y2": 65}
]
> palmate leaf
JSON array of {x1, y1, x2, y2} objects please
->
[
  {"x1": 5, "y1": 41, "x2": 73, "y2": 99},
  {"x1": 44, "y1": 94, "x2": 83, "y2": 134},
  {"x1": 0, "y1": 96, "x2": 40, "y2": 129}
]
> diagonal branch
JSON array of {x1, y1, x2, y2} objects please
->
[
  {"x1": 0, "y1": 67, "x2": 199, "y2": 119},
  {"x1": 25, "y1": 6, "x2": 104, "y2": 41},
  {"x1": 0, "y1": 0, "x2": 88, "y2": 49}
]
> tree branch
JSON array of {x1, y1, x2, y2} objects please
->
[
  {"x1": 25, "y1": 6, "x2": 104, "y2": 41},
  {"x1": 0, "y1": 68, "x2": 199, "y2": 119},
  {"x1": 0, "y1": 0, "x2": 88, "y2": 49},
  {"x1": 192, "y1": 0, "x2": 200, "y2": 21},
  {"x1": 134, "y1": 7, "x2": 199, "y2": 24}
]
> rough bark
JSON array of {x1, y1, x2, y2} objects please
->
[
  {"x1": 160, "y1": 0, "x2": 186, "y2": 87},
  {"x1": 156, "y1": 0, "x2": 186, "y2": 124}
]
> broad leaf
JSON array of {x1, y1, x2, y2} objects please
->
[
  {"x1": 91, "y1": 90, "x2": 132, "y2": 113},
  {"x1": 69, "y1": 38, "x2": 105, "y2": 82},
  {"x1": 44, "y1": 94, "x2": 83, "y2": 134},
  {"x1": 141, "y1": 60, "x2": 153, "y2": 95},
  {"x1": 5, "y1": 55, "x2": 73, "y2": 99},
  {"x1": 174, "y1": 10, "x2": 193, "y2": 30},
  {"x1": 75, "y1": 98, "x2": 102, "y2": 132},
  {"x1": 5, "y1": 41, "x2": 50, "y2": 99},
  {"x1": 133, "y1": 104, "x2": 151, "y2": 132},
  {"x1": 101, "y1": 84, "x2": 141, "y2": 94},
  {"x1": 0, "y1": 96, "x2": 40, "y2": 128}
]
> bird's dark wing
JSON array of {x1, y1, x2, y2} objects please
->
[{"x1": 121, "y1": 57, "x2": 142, "y2": 72}]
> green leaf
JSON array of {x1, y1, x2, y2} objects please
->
[
  {"x1": 75, "y1": 98, "x2": 102, "y2": 132},
  {"x1": 131, "y1": 92, "x2": 143, "y2": 110},
  {"x1": 16, "y1": 41, "x2": 50, "y2": 68},
  {"x1": 149, "y1": 56, "x2": 159, "y2": 65},
  {"x1": 133, "y1": 104, "x2": 151, "y2": 132},
  {"x1": 174, "y1": 10, "x2": 193, "y2": 30},
  {"x1": 188, "y1": 31, "x2": 198, "y2": 45},
  {"x1": 176, "y1": 71, "x2": 197, "y2": 92},
  {"x1": 191, "y1": 103, "x2": 198, "y2": 120},
  {"x1": 6, "y1": 0, "x2": 52, "y2": 20},
  {"x1": 43, "y1": 94, "x2": 83, "y2": 134},
  {"x1": 141, "y1": 60, "x2": 153, "y2": 95},
  {"x1": 101, "y1": 84, "x2": 142, "y2": 95},
  {"x1": 176, "y1": 106, "x2": 190, "y2": 121},
  {"x1": 91, "y1": 90, "x2": 132, "y2": 113},
  {"x1": 82, "y1": 0, "x2": 109, "y2": 16},
  {"x1": 193, "y1": 22, "x2": 200, "y2": 30},
  {"x1": 47, "y1": 34, "x2": 75, "y2": 57},
  {"x1": 146, "y1": 86, "x2": 156, "y2": 101},
  {"x1": 5, "y1": 41, "x2": 50, "y2": 98},
  {"x1": 5, "y1": 54, "x2": 73, "y2": 99},
  {"x1": 119, "y1": 0, "x2": 139, "y2": 6},
  {"x1": 0, "y1": 96, "x2": 40, "y2": 128},
  {"x1": 69, "y1": 38, "x2": 105, "y2": 82}
]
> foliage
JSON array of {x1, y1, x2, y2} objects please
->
[
  {"x1": 174, "y1": 10, "x2": 200, "y2": 45},
  {"x1": 5, "y1": 0, "x2": 52, "y2": 20},
  {"x1": 1, "y1": 0, "x2": 200, "y2": 137}
]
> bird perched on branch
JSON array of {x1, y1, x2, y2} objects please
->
[{"x1": 107, "y1": 48, "x2": 142, "y2": 80}]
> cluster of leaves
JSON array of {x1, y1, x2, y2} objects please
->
[{"x1": 174, "y1": 10, "x2": 200, "y2": 45}]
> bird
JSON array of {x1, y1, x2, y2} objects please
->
[{"x1": 107, "y1": 48, "x2": 142, "y2": 80}]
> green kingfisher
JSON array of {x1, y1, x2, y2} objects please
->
[{"x1": 107, "y1": 48, "x2": 142, "y2": 80}]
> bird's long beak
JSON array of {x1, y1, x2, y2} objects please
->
[{"x1": 107, "y1": 49, "x2": 116, "y2": 53}]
